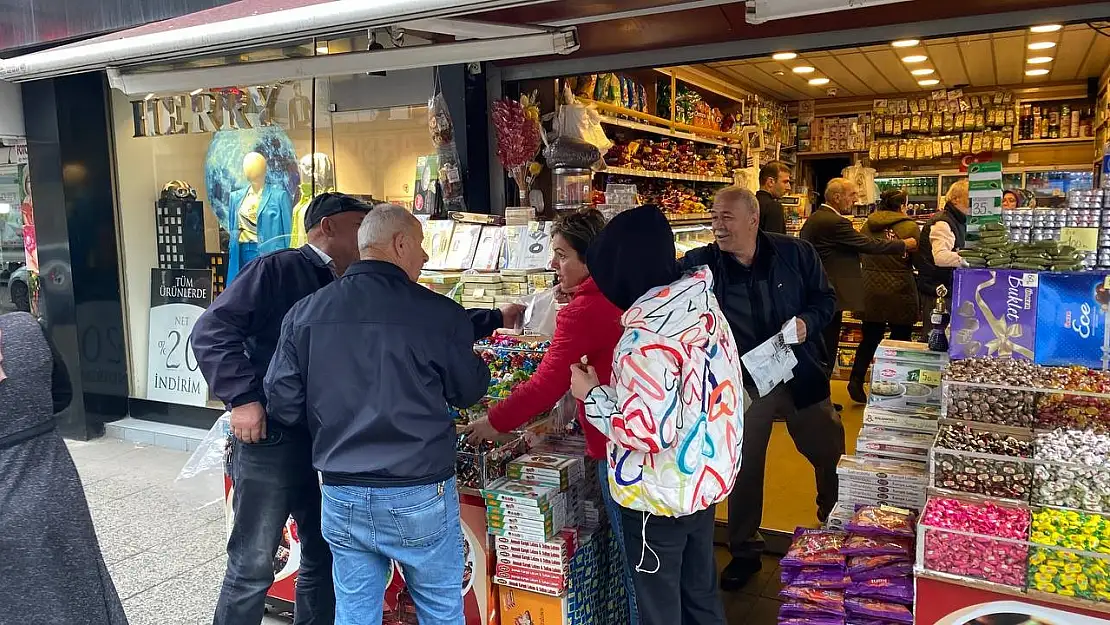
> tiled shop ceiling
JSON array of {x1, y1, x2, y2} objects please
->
[{"x1": 696, "y1": 23, "x2": 1110, "y2": 101}]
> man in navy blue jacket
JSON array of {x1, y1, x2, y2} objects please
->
[
  {"x1": 264, "y1": 205, "x2": 494, "y2": 624},
  {"x1": 193, "y1": 195, "x2": 516, "y2": 625}
]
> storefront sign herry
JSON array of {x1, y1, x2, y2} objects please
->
[{"x1": 131, "y1": 85, "x2": 283, "y2": 138}]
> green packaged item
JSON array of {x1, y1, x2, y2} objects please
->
[
  {"x1": 964, "y1": 258, "x2": 988, "y2": 267},
  {"x1": 987, "y1": 258, "x2": 1012, "y2": 268}
]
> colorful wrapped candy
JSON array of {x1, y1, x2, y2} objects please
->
[
  {"x1": 781, "y1": 528, "x2": 848, "y2": 568},
  {"x1": 920, "y1": 496, "x2": 1030, "y2": 588},
  {"x1": 1028, "y1": 508, "x2": 1110, "y2": 603}
]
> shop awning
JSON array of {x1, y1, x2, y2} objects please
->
[{"x1": 0, "y1": 0, "x2": 570, "y2": 82}]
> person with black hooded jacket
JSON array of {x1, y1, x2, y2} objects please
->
[
  {"x1": 681, "y1": 186, "x2": 843, "y2": 592},
  {"x1": 848, "y1": 189, "x2": 922, "y2": 403}
]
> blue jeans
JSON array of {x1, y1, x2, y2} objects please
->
[
  {"x1": 599, "y1": 461, "x2": 639, "y2": 625},
  {"x1": 321, "y1": 477, "x2": 464, "y2": 625},
  {"x1": 215, "y1": 429, "x2": 334, "y2": 625}
]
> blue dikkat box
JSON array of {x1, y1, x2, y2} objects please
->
[{"x1": 1034, "y1": 272, "x2": 1110, "y2": 370}]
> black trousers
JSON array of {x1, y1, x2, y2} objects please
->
[
  {"x1": 728, "y1": 387, "x2": 845, "y2": 559},
  {"x1": 214, "y1": 430, "x2": 335, "y2": 625},
  {"x1": 849, "y1": 322, "x2": 914, "y2": 384},
  {"x1": 619, "y1": 506, "x2": 725, "y2": 625},
  {"x1": 821, "y1": 310, "x2": 844, "y2": 375}
]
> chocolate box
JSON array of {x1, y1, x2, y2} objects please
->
[
  {"x1": 1034, "y1": 272, "x2": 1110, "y2": 370},
  {"x1": 950, "y1": 268, "x2": 1039, "y2": 361}
]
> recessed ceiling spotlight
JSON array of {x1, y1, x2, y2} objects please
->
[
  {"x1": 1028, "y1": 41, "x2": 1057, "y2": 50},
  {"x1": 772, "y1": 52, "x2": 798, "y2": 60},
  {"x1": 773, "y1": 70, "x2": 786, "y2": 76},
  {"x1": 1027, "y1": 56, "x2": 1054, "y2": 64},
  {"x1": 892, "y1": 39, "x2": 920, "y2": 48},
  {"x1": 792, "y1": 66, "x2": 816, "y2": 74},
  {"x1": 1030, "y1": 24, "x2": 1062, "y2": 33},
  {"x1": 918, "y1": 79, "x2": 940, "y2": 86},
  {"x1": 911, "y1": 68, "x2": 935, "y2": 76},
  {"x1": 808, "y1": 77, "x2": 831, "y2": 86},
  {"x1": 902, "y1": 55, "x2": 928, "y2": 63},
  {"x1": 1026, "y1": 68, "x2": 1050, "y2": 76}
]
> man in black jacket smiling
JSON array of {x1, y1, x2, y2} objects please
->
[
  {"x1": 264, "y1": 204, "x2": 495, "y2": 624},
  {"x1": 682, "y1": 186, "x2": 843, "y2": 592}
]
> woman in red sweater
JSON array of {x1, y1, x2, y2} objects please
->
[{"x1": 462, "y1": 209, "x2": 636, "y2": 621}]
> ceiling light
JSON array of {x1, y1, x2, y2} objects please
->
[
  {"x1": 189, "y1": 88, "x2": 203, "y2": 96},
  {"x1": 316, "y1": 42, "x2": 329, "y2": 54},
  {"x1": 1027, "y1": 56, "x2": 1054, "y2": 64},
  {"x1": 808, "y1": 77, "x2": 830, "y2": 86},
  {"x1": 911, "y1": 68, "x2": 935, "y2": 76},
  {"x1": 1030, "y1": 24, "x2": 1062, "y2": 33},
  {"x1": 1028, "y1": 41, "x2": 1057, "y2": 50},
  {"x1": 772, "y1": 52, "x2": 798, "y2": 60},
  {"x1": 902, "y1": 55, "x2": 928, "y2": 63},
  {"x1": 773, "y1": 70, "x2": 786, "y2": 76},
  {"x1": 1026, "y1": 68, "x2": 1050, "y2": 76},
  {"x1": 918, "y1": 79, "x2": 940, "y2": 86},
  {"x1": 892, "y1": 39, "x2": 920, "y2": 48},
  {"x1": 143, "y1": 93, "x2": 154, "y2": 101},
  {"x1": 792, "y1": 65, "x2": 815, "y2": 74}
]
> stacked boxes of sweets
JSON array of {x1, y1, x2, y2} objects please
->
[
  {"x1": 459, "y1": 273, "x2": 502, "y2": 310},
  {"x1": 825, "y1": 340, "x2": 943, "y2": 527},
  {"x1": 417, "y1": 271, "x2": 463, "y2": 296},
  {"x1": 778, "y1": 506, "x2": 917, "y2": 625},
  {"x1": 483, "y1": 477, "x2": 571, "y2": 595}
]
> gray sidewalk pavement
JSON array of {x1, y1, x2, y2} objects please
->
[{"x1": 69, "y1": 437, "x2": 286, "y2": 625}]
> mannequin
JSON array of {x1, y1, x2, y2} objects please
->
[
  {"x1": 226, "y1": 152, "x2": 292, "y2": 284},
  {"x1": 290, "y1": 153, "x2": 336, "y2": 248}
]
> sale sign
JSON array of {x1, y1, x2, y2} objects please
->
[{"x1": 147, "y1": 268, "x2": 212, "y2": 406}]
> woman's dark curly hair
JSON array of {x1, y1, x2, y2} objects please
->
[
  {"x1": 879, "y1": 188, "x2": 908, "y2": 212},
  {"x1": 552, "y1": 208, "x2": 607, "y2": 261}
]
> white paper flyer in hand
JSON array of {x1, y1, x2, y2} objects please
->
[
  {"x1": 781, "y1": 316, "x2": 802, "y2": 345},
  {"x1": 741, "y1": 332, "x2": 798, "y2": 398}
]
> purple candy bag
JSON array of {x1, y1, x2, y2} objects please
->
[
  {"x1": 845, "y1": 597, "x2": 913, "y2": 624},
  {"x1": 779, "y1": 619, "x2": 844, "y2": 625},
  {"x1": 847, "y1": 620, "x2": 902, "y2": 625},
  {"x1": 778, "y1": 587, "x2": 846, "y2": 614},
  {"x1": 781, "y1": 566, "x2": 851, "y2": 589},
  {"x1": 781, "y1": 528, "x2": 848, "y2": 568},
  {"x1": 847, "y1": 555, "x2": 913, "y2": 582},
  {"x1": 845, "y1": 506, "x2": 916, "y2": 538},
  {"x1": 780, "y1": 600, "x2": 846, "y2": 619},
  {"x1": 841, "y1": 534, "x2": 913, "y2": 557},
  {"x1": 846, "y1": 578, "x2": 914, "y2": 605}
]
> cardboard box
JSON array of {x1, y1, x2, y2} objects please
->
[
  {"x1": 867, "y1": 352, "x2": 946, "y2": 415},
  {"x1": 483, "y1": 479, "x2": 563, "y2": 507},
  {"x1": 951, "y1": 268, "x2": 1039, "y2": 361},
  {"x1": 862, "y1": 405, "x2": 939, "y2": 433},
  {"x1": 1035, "y1": 271, "x2": 1110, "y2": 369}
]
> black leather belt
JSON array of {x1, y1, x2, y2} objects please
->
[{"x1": 0, "y1": 420, "x2": 56, "y2": 450}]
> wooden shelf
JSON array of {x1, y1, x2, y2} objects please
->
[
  {"x1": 797, "y1": 150, "x2": 870, "y2": 158},
  {"x1": 601, "y1": 166, "x2": 733, "y2": 184},
  {"x1": 666, "y1": 213, "x2": 713, "y2": 223},
  {"x1": 1013, "y1": 137, "x2": 1094, "y2": 146},
  {"x1": 580, "y1": 98, "x2": 743, "y2": 142},
  {"x1": 598, "y1": 114, "x2": 739, "y2": 148}
]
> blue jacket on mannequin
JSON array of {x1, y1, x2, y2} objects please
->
[{"x1": 226, "y1": 183, "x2": 293, "y2": 283}]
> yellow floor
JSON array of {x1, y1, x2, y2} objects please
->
[{"x1": 715, "y1": 381, "x2": 865, "y2": 532}]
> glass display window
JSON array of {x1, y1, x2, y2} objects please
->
[{"x1": 111, "y1": 70, "x2": 436, "y2": 406}]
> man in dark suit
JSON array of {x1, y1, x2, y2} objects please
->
[
  {"x1": 756, "y1": 161, "x2": 791, "y2": 234},
  {"x1": 799, "y1": 178, "x2": 917, "y2": 380}
]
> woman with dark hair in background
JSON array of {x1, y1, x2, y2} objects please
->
[
  {"x1": 847, "y1": 189, "x2": 922, "y2": 403},
  {"x1": 570, "y1": 205, "x2": 744, "y2": 625},
  {"x1": 462, "y1": 208, "x2": 639, "y2": 623},
  {"x1": 0, "y1": 311, "x2": 129, "y2": 625},
  {"x1": 1002, "y1": 188, "x2": 1022, "y2": 209}
]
